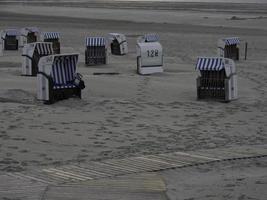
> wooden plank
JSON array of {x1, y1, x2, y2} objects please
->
[
  {"x1": 43, "y1": 168, "x2": 91, "y2": 181},
  {"x1": 60, "y1": 165, "x2": 111, "y2": 178}
]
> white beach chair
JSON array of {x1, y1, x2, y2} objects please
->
[
  {"x1": 20, "y1": 27, "x2": 40, "y2": 47},
  {"x1": 22, "y1": 42, "x2": 53, "y2": 76},
  {"x1": 136, "y1": 33, "x2": 163, "y2": 75},
  {"x1": 37, "y1": 53, "x2": 85, "y2": 104},
  {"x1": 41, "y1": 32, "x2": 61, "y2": 54},
  {"x1": 218, "y1": 37, "x2": 240, "y2": 60},
  {"x1": 85, "y1": 37, "x2": 107, "y2": 66},
  {"x1": 196, "y1": 57, "x2": 238, "y2": 102},
  {"x1": 0, "y1": 29, "x2": 20, "y2": 55},
  {"x1": 108, "y1": 33, "x2": 128, "y2": 55}
]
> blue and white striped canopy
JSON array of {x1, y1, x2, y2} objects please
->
[
  {"x1": 223, "y1": 37, "x2": 240, "y2": 46},
  {"x1": 43, "y1": 32, "x2": 60, "y2": 39},
  {"x1": 196, "y1": 57, "x2": 225, "y2": 71},
  {"x1": 86, "y1": 37, "x2": 106, "y2": 47},
  {"x1": 51, "y1": 54, "x2": 79, "y2": 86},
  {"x1": 144, "y1": 34, "x2": 159, "y2": 42},
  {"x1": 35, "y1": 43, "x2": 53, "y2": 55},
  {"x1": 5, "y1": 29, "x2": 19, "y2": 36}
]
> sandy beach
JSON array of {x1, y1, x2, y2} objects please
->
[{"x1": 0, "y1": 1, "x2": 267, "y2": 199}]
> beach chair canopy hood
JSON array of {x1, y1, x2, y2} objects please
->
[
  {"x1": 86, "y1": 37, "x2": 106, "y2": 47},
  {"x1": 2, "y1": 29, "x2": 20, "y2": 38},
  {"x1": 21, "y1": 42, "x2": 54, "y2": 76},
  {"x1": 21, "y1": 27, "x2": 39, "y2": 35},
  {"x1": 144, "y1": 33, "x2": 159, "y2": 42},
  {"x1": 108, "y1": 33, "x2": 128, "y2": 55},
  {"x1": 222, "y1": 37, "x2": 240, "y2": 46},
  {"x1": 108, "y1": 33, "x2": 126, "y2": 44},
  {"x1": 196, "y1": 57, "x2": 225, "y2": 71},
  {"x1": 43, "y1": 32, "x2": 60, "y2": 40},
  {"x1": 196, "y1": 57, "x2": 236, "y2": 77}
]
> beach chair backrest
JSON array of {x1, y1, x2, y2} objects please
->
[
  {"x1": 196, "y1": 57, "x2": 235, "y2": 77},
  {"x1": 21, "y1": 27, "x2": 39, "y2": 36},
  {"x1": 222, "y1": 37, "x2": 240, "y2": 46},
  {"x1": 137, "y1": 41, "x2": 163, "y2": 67},
  {"x1": 43, "y1": 32, "x2": 60, "y2": 40},
  {"x1": 144, "y1": 33, "x2": 159, "y2": 42},
  {"x1": 86, "y1": 37, "x2": 106, "y2": 47},
  {"x1": 35, "y1": 42, "x2": 53, "y2": 56},
  {"x1": 108, "y1": 33, "x2": 126, "y2": 43},
  {"x1": 5, "y1": 29, "x2": 19, "y2": 38},
  {"x1": 51, "y1": 54, "x2": 78, "y2": 86}
]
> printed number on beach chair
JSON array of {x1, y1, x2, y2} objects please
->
[
  {"x1": 37, "y1": 53, "x2": 85, "y2": 104},
  {"x1": 195, "y1": 57, "x2": 238, "y2": 102},
  {"x1": 85, "y1": 37, "x2": 107, "y2": 65}
]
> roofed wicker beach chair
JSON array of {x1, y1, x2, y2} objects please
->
[
  {"x1": 108, "y1": 33, "x2": 128, "y2": 55},
  {"x1": 218, "y1": 37, "x2": 240, "y2": 60},
  {"x1": 22, "y1": 42, "x2": 54, "y2": 76},
  {"x1": 85, "y1": 37, "x2": 107, "y2": 66},
  {"x1": 20, "y1": 27, "x2": 40, "y2": 47},
  {"x1": 37, "y1": 53, "x2": 85, "y2": 104},
  {"x1": 196, "y1": 57, "x2": 238, "y2": 102},
  {"x1": 136, "y1": 33, "x2": 163, "y2": 75},
  {"x1": 0, "y1": 29, "x2": 20, "y2": 55},
  {"x1": 42, "y1": 32, "x2": 61, "y2": 54}
]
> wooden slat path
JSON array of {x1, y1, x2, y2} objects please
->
[{"x1": 7, "y1": 145, "x2": 267, "y2": 185}]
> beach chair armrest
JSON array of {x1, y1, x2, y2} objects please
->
[
  {"x1": 37, "y1": 71, "x2": 53, "y2": 83},
  {"x1": 21, "y1": 54, "x2": 33, "y2": 60}
]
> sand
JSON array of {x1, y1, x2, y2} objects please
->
[{"x1": 0, "y1": 1, "x2": 267, "y2": 199}]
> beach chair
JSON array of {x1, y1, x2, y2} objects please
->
[
  {"x1": 0, "y1": 29, "x2": 19, "y2": 55},
  {"x1": 20, "y1": 27, "x2": 40, "y2": 47},
  {"x1": 108, "y1": 33, "x2": 128, "y2": 55},
  {"x1": 218, "y1": 37, "x2": 240, "y2": 60},
  {"x1": 22, "y1": 42, "x2": 53, "y2": 76},
  {"x1": 85, "y1": 37, "x2": 107, "y2": 66},
  {"x1": 42, "y1": 32, "x2": 61, "y2": 54},
  {"x1": 196, "y1": 57, "x2": 238, "y2": 102},
  {"x1": 37, "y1": 53, "x2": 85, "y2": 104},
  {"x1": 136, "y1": 34, "x2": 163, "y2": 75}
]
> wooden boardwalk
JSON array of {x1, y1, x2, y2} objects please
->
[{"x1": 1, "y1": 145, "x2": 267, "y2": 200}]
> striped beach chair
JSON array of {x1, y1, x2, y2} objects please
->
[
  {"x1": 37, "y1": 53, "x2": 85, "y2": 104},
  {"x1": 196, "y1": 57, "x2": 237, "y2": 102},
  {"x1": 20, "y1": 27, "x2": 40, "y2": 47},
  {"x1": 42, "y1": 32, "x2": 61, "y2": 54},
  {"x1": 108, "y1": 33, "x2": 128, "y2": 55},
  {"x1": 85, "y1": 37, "x2": 107, "y2": 66},
  {"x1": 136, "y1": 33, "x2": 163, "y2": 75},
  {"x1": 218, "y1": 37, "x2": 240, "y2": 60},
  {"x1": 0, "y1": 29, "x2": 19, "y2": 52},
  {"x1": 22, "y1": 42, "x2": 53, "y2": 76}
]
